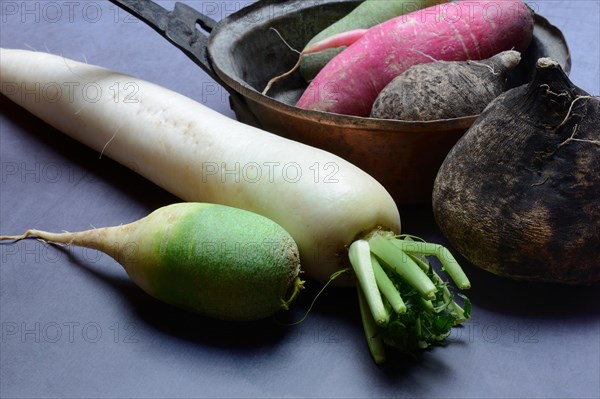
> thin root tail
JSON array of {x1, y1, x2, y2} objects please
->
[
  {"x1": 0, "y1": 229, "x2": 73, "y2": 246},
  {"x1": 262, "y1": 54, "x2": 303, "y2": 95}
]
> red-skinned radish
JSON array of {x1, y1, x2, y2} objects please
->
[
  {"x1": 304, "y1": 29, "x2": 368, "y2": 54},
  {"x1": 296, "y1": 0, "x2": 535, "y2": 116},
  {"x1": 299, "y1": 0, "x2": 447, "y2": 81},
  {"x1": 263, "y1": 28, "x2": 368, "y2": 95}
]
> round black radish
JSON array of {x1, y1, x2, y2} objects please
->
[
  {"x1": 371, "y1": 50, "x2": 522, "y2": 121},
  {"x1": 432, "y1": 58, "x2": 599, "y2": 284}
]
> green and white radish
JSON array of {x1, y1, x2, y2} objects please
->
[
  {"x1": 0, "y1": 48, "x2": 470, "y2": 362},
  {"x1": 0, "y1": 203, "x2": 303, "y2": 321}
]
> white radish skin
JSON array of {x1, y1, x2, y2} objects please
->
[{"x1": 0, "y1": 48, "x2": 401, "y2": 284}]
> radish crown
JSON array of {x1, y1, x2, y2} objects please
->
[{"x1": 348, "y1": 233, "x2": 471, "y2": 363}]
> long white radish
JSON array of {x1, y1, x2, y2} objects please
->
[
  {"x1": 0, "y1": 48, "x2": 471, "y2": 362},
  {"x1": 0, "y1": 48, "x2": 398, "y2": 285}
]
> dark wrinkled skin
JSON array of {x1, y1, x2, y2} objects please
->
[
  {"x1": 432, "y1": 60, "x2": 600, "y2": 284},
  {"x1": 371, "y1": 51, "x2": 522, "y2": 121}
]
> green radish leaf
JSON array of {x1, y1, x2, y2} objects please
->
[{"x1": 376, "y1": 255, "x2": 469, "y2": 355}]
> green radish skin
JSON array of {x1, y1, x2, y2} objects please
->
[
  {"x1": 0, "y1": 203, "x2": 302, "y2": 321},
  {"x1": 300, "y1": 0, "x2": 446, "y2": 81},
  {"x1": 0, "y1": 48, "x2": 401, "y2": 285}
]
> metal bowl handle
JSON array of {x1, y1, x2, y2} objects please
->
[{"x1": 108, "y1": 0, "x2": 222, "y2": 83}]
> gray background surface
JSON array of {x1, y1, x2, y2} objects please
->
[{"x1": 1, "y1": 1, "x2": 599, "y2": 398}]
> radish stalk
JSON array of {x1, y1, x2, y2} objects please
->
[
  {"x1": 389, "y1": 239, "x2": 471, "y2": 290},
  {"x1": 349, "y1": 232, "x2": 471, "y2": 359},
  {"x1": 372, "y1": 255, "x2": 406, "y2": 314},
  {"x1": 357, "y1": 286, "x2": 387, "y2": 365},
  {"x1": 368, "y1": 234, "x2": 437, "y2": 299},
  {"x1": 348, "y1": 240, "x2": 389, "y2": 326},
  {"x1": 420, "y1": 298, "x2": 435, "y2": 313},
  {"x1": 0, "y1": 48, "x2": 470, "y2": 361},
  {"x1": 404, "y1": 237, "x2": 469, "y2": 320}
]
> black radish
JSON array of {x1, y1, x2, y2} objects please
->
[
  {"x1": 371, "y1": 50, "x2": 522, "y2": 120},
  {"x1": 433, "y1": 58, "x2": 599, "y2": 284}
]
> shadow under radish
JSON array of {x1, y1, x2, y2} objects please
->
[{"x1": 46, "y1": 243, "x2": 294, "y2": 351}]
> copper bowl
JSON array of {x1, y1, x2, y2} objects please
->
[{"x1": 112, "y1": 0, "x2": 571, "y2": 203}]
